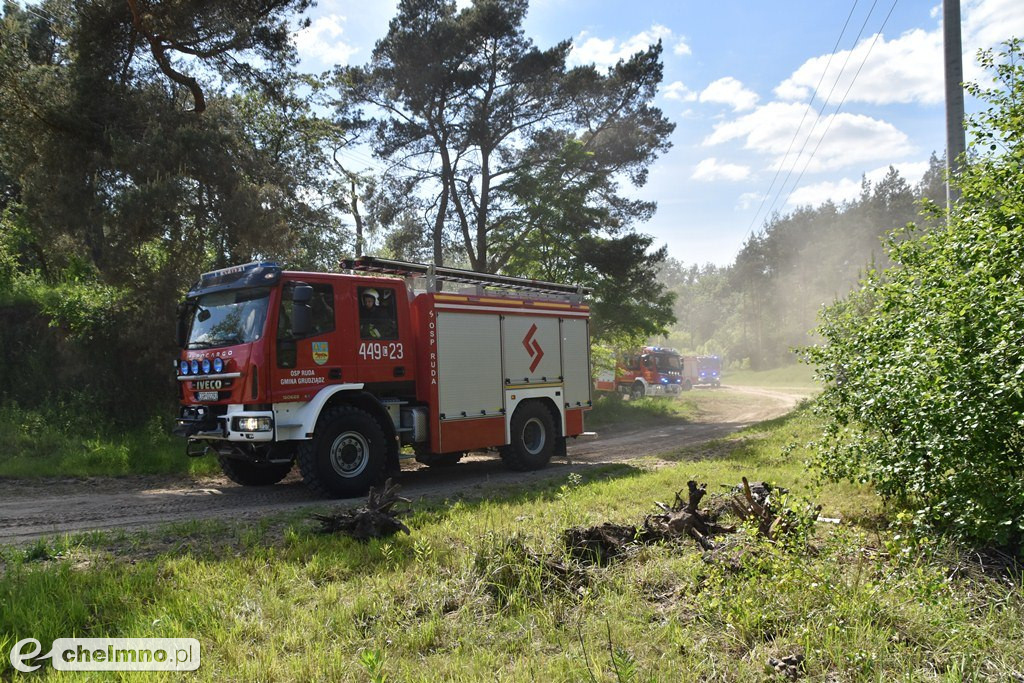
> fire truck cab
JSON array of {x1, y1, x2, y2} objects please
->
[{"x1": 173, "y1": 257, "x2": 593, "y2": 497}]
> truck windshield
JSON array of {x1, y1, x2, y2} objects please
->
[
  {"x1": 656, "y1": 354, "x2": 681, "y2": 371},
  {"x1": 187, "y1": 287, "x2": 271, "y2": 350}
]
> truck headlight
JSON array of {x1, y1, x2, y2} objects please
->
[{"x1": 234, "y1": 416, "x2": 273, "y2": 432}]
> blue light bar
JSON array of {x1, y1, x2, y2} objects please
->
[{"x1": 188, "y1": 262, "x2": 282, "y2": 299}]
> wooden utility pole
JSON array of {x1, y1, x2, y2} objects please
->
[{"x1": 944, "y1": 0, "x2": 966, "y2": 209}]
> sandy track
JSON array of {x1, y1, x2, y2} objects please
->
[{"x1": 0, "y1": 385, "x2": 807, "y2": 544}]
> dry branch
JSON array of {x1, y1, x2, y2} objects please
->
[
  {"x1": 565, "y1": 477, "x2": 816, "y2": 563},
  {"x1": 312, "y1": 478, "x2": 411, "y2": 540}
]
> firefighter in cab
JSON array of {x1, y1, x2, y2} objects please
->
[{"x1": 360, "y1": 287, "x2": 391, "y2": 339}]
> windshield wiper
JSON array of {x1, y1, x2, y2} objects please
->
[
  {"x1": 187, "y1": 341, "x2": 214, "y2": 349},
  {"x1": 214, "y1": 336, "x2": 245, "y2": 346}
]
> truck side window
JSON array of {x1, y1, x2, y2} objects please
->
[
  {"x1": 277, "y1": 283, "x2": 335, "y2": 368},
  {"x1": 358, "y1": 286, "x2": 398, "y2": 340}
]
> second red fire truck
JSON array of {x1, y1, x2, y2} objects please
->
[
  {"x1": 594, "y1": 346, "x2": 688, "y2": 397},
  {"x1": 173, "y1": 257, "x2": 593, "y2": 497}
]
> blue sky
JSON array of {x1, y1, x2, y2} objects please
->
[{"x1": 292, "y1": 0, "x2": 1024, "y2": 266}]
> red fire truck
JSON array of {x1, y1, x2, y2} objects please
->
[
  {"x1": 594, "y1": 346, "x2": 687, "y2": 398},
  {"x1": 173, "y1": 257, "x2": 593, "y2": 497}
]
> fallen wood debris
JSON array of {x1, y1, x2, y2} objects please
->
[
  {"x1": 312, "y1": 478, "x2": 411, "y2": 540},
  {"x1": 565, "y1": 480, "x2": 735, "y2": 563},
  {"x1": 767, "y1": 653, "x2": 805, "y2": 680},
  {"x1": 728, "y1": 477, "x2": 821, "y2": 541},
  {"x1": 564, "y1": 478, "x2": 819, "y2": 563}
]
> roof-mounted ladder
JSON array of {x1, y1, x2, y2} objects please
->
[{"x1": 339, "y1": 256, "x2": 591, "y2": 303}]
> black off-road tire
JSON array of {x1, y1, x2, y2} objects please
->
[
  {"x1": 500, "y1": 401, "x2": 556, "y2": 472},
  {"x1": 297, "y1": 405, "x2": 387, "y2": 498},
  {"x1": 217, "y1": 456, "x2": 293, "y2": 486}
]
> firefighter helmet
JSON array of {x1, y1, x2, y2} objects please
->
[{"x1": 362, "y1": 288, "x2": 380, "y2": 306}]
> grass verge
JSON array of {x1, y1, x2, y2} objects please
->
[
  {"x1": 1, "y1": 407, "x2": 1022, "y2": 681},
  {"x1": 0, "y1": 402, "x2": 218, "y2": 478},
  {"x1": 585, "y1": 392, "x2": 699, "y2": 429},
  {"x1": 724, "y1": 364, "x2": 819, "y2": 389}
]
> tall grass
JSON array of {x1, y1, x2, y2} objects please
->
[
  {"x1": 0, "y1": 401, "x2": 217, "y2": 478},
  {"x1": 724, "y1": 364, "x2": 819, "y2": 388},
  {"x1": 1, "y1": 408, "x2": 1021, "y2": 680}
]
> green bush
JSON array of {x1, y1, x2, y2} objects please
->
[{"x1": 803, "y1": 41, "x2": 1024, "y2": 550}]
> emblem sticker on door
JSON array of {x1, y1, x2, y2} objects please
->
[{"x1": 311, "y1": 341, "x2": 329, "y2": 365}]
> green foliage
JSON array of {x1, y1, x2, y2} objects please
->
[
  {"x1": 657, "y1": 152, "x2": 948, "y2": 368},
  {"x1": 0, "y1": 400, "x2": 218, "y2": 477},
  {"x1": 804, "y1": 41, "x2": 1024, "y2": 550},
  {"x1": 2, "y1": 408, "x2": 1024, "y2": 680},
  {"x1": 358, "y1": 648, "x2": 388, "y2": 683},
  {"x1": 341, "y1": 0, "x2": 676, "y2": 340},
  {"x1": 0, "y1": 0, "x2": 345, "y2": 434}
]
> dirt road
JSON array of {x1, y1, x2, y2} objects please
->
[{"x1": 0, "y1": 385, "x2": 808, "y2": 544}]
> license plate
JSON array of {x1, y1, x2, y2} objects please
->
[{"x1": 197, "y1": 392, "x2": 219, "y2": 402}]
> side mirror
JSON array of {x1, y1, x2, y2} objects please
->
[
  {"x1": 291, "y1": 284, "x2": 314, "y2": 338},
  {"x1": 175, "y1": 301, "x2": 190, "y2": 348}
]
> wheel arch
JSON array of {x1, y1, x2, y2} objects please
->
[
  {"x1": 323, "y1": 391, "x2": 400, "y2": 474},
  {"x1": 509, "y1": 395, "x2": 563, "y2": 437}
]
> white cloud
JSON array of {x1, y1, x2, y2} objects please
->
[
  {"x1": 774, "y1": 0, "x2": 1024, "y2": 106},
  {"x1": 704, "y1": 101, "x2": 914, "y2": 173},
  {"x1": 786, "y1": 178, "x2": 863, "y2": 208},
  {"x1": 786, "y1": 161, "x2": 932, "y2": 207},
  {"x1": 775, "y1": 29, "x2": 942, "y2": 106},
  {"x1": 663, "y1": 80, "x2": 697, "y2": 102},
  {"x1": 699, "y1": 77, "x2": 759, "y2": 112},
  {"x1": 293, "y1": 14, "x2": 360, "y2": 67},
  {"x1": 964, "y1": 0, "x2": 1024, "y2": 51},
  {"x1": 737, "y1": 191, "x2": 766, "y2": 210},
  {"x1": 570, "y1": 25, "x2": 690, "y2": 68},
  {"x1": 692, "y1": 158, "x2": 751, "y2": 182}
]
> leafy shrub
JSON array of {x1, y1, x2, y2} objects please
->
[{"x1": 803, "y1": 41, "x2": 1024, "y2": 550}]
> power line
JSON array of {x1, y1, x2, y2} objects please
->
[
  {"x1": 753, "y1": 0, "x2": 883, "y2": 231},
  {"x1": 744, "y1": 0, "x2": 861, "y2": 235},
  {"x1": 779, "y1": 0, "x2": 900, "y2": 211}
]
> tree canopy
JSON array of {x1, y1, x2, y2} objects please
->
[
  {"x1": 803, "y1": 41, "x2": 1024, "y2": 549},
  {"x1": 337, "y1": 0, "x2": 676, "y2": 338}
]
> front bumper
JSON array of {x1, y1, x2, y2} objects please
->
[{"x1": 174, "y1": 404, "x2": 275, "y2": 443}]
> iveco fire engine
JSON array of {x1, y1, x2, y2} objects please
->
[
  {"x1": 173, "y1": 257, "x2": 593, "y2": 497},
  {"x1": 593, "y1": 346, "x2": 687, "y2": 398}
]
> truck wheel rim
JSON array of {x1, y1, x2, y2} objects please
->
[
  {"x1": 329, "y1": 431, "x2": 370, "y2": 477},
  {"x1": 522, "y1": 417, "x2": 546, "y2": 455}
]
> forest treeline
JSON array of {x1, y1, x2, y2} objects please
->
[
  {"x1": 0, "y1": 0, "x2": 677, "y2": 423},
  {"x1": 655, "y1": 154, "x2": 947, "y2": 369}
]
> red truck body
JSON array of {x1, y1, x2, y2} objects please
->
[
  {"x1": 174, "y1": 258, "x2": 592, "y2": 497},
  {"x1": 594, "y1": 346, "x2": 688, "y2": 398}
]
